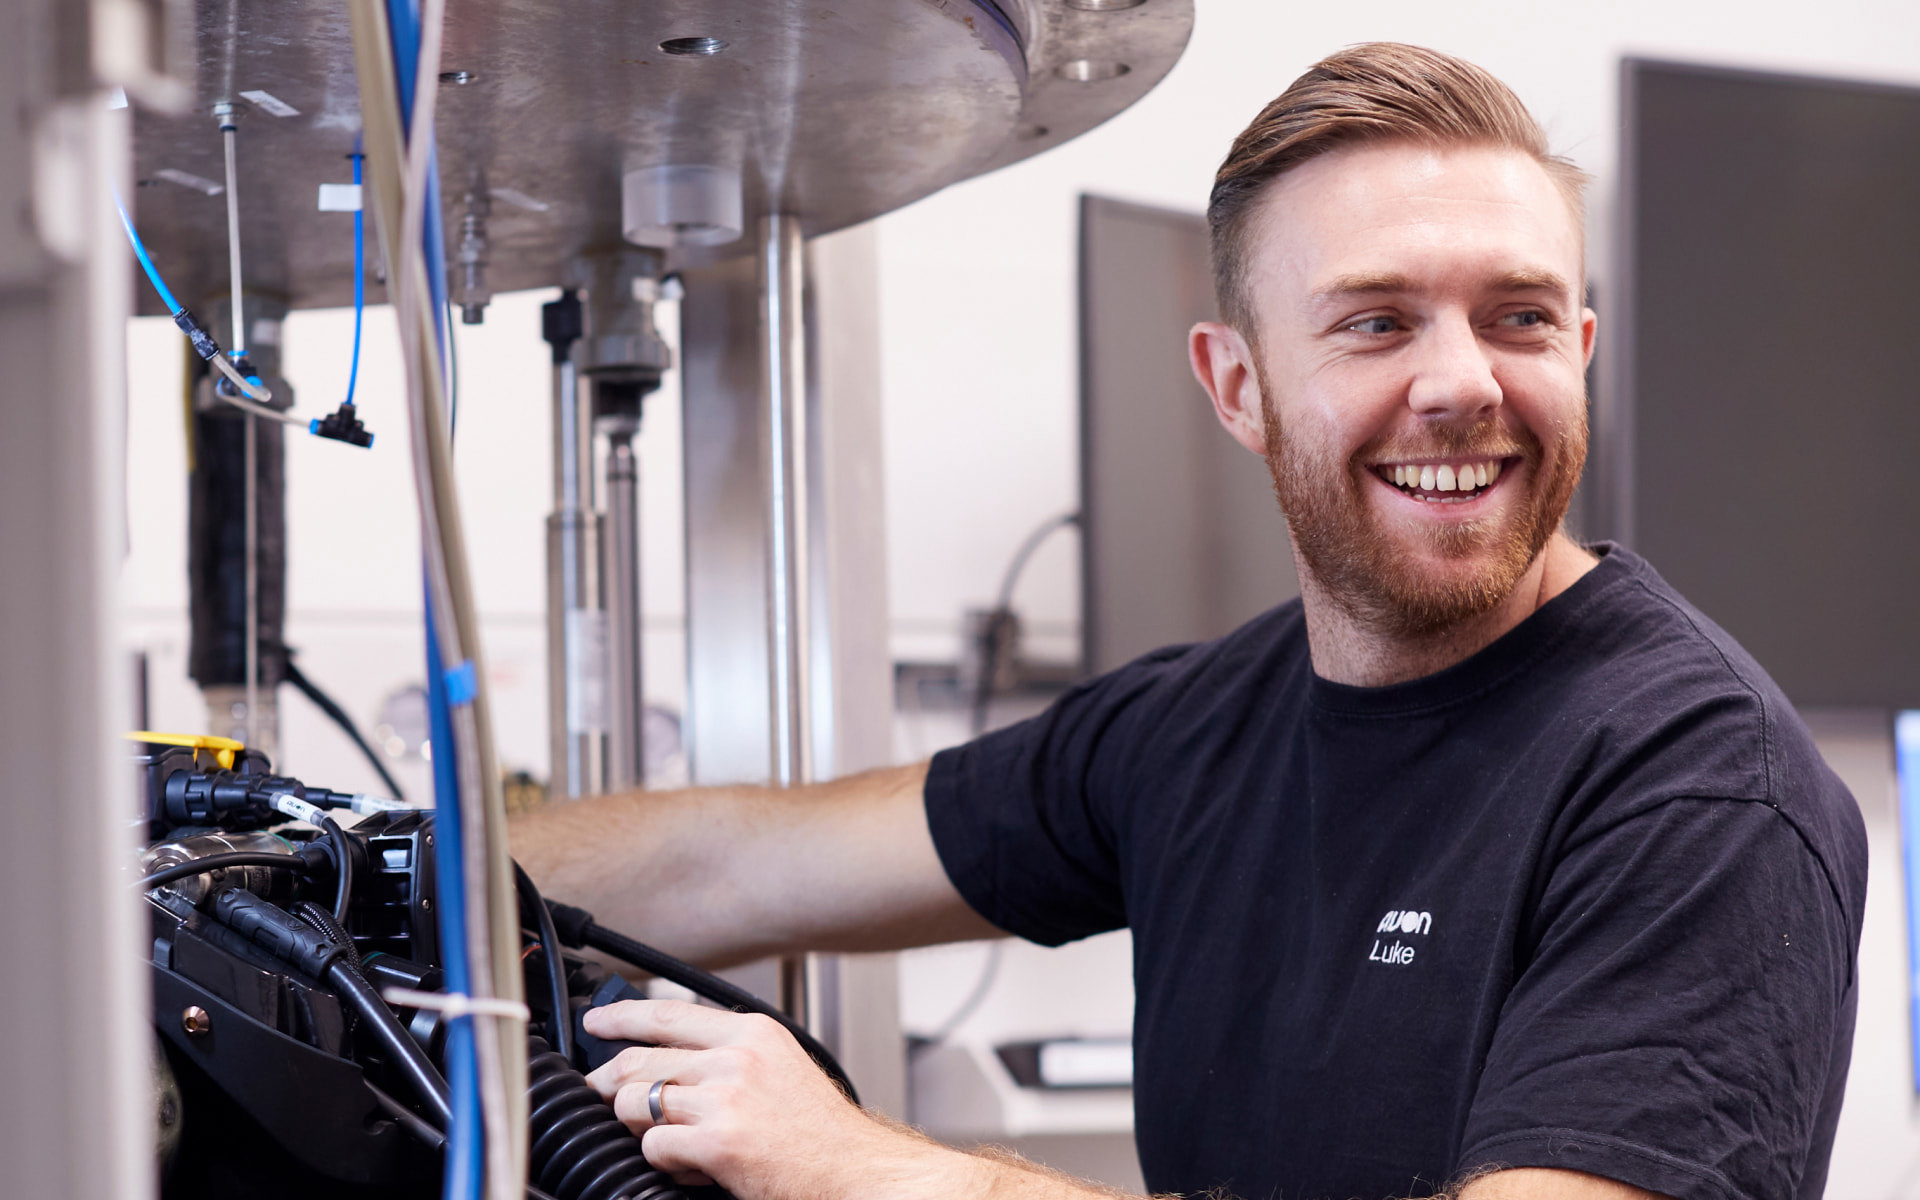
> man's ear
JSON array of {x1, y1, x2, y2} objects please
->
[{"x1": 1189, "y1": 321, "x2": 1268, "y2": 457}]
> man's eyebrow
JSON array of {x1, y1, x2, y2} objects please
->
[
  {"x1": 1306, "y1": 267, "x2": 1576, "y2": 307},
  {"x1": 1307, "y1": 272, "x2": 1414, "y2": 306},
  {"x1": 1489, "y1": 267, "x2": 1574, "y2": 295}
]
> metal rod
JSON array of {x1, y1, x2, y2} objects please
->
[
  {"x1": 244, "y1": 413, "x2": 258, "y2": 748},
  {"x1": 760, "y1": 213, "x2": 811, "y2": 790},
  {"x1": 758, "y1": 213, "x2": 815, "y2": 1028},
  {"x1": 219, "y1": 103, "x2": 258, "y2": 748},
  {"x1": 545, "y1": 344, "x2": 604, "y2": 800},
  {"x1": 221, "y1": 112, "x2": 244, "y2": 354},
  {"x1": 604, "y1": 434, "x2": 645, "y2": 791}
]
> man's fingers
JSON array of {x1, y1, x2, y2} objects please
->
[
  {"x1": 582, "y1": 997, "x2": 762, "y2": 1049},
  {"x1": 585, "y1": 1044, "x2": 706, "y2": 1101},
  {"x1": 638, "y1": 1125, "x2": 714, "y2": 1185}
]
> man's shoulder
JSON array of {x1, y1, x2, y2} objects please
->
[{"x1": 1559, "y1": 547, "x2": 1866, "y2": 914}]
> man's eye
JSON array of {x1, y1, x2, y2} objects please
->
[
  {"x1": 1497, "y1": 310, "x2": 1546, "y2": 327},
  {"x1": 1347, "y1": 316, "x2": 1398, "y2": 335}
]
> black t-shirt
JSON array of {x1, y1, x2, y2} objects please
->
[{"x1": 925, "y1": 545, "x2": 1866, "y2": 1200}]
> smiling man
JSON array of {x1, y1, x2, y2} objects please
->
[{"x1": 513, "y1": 44, "x2": 1866, "y2": 1200}]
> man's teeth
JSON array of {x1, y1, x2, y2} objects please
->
[{"x1": 1386, "y1": 460, "x2": 1502, "y2": 494}]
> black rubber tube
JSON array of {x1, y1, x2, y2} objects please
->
[
  {"x1": 324, "y1": 958, "x2": 455, "y2": 1130},
  {"x1": 526, "y1": 1034, "x2": 683, "y2": 1200},
  {"x1": 367, "y1": 1078, "x2": 444, "y2": 1148},
  {"x1": 283, "y1": 657, "x2": 407, "y2": 801},
  {"x1": 569, "y1": 913, "x2": 858, "y2": 1104},
  {"x1": 312, "y1": 809, "x2": 356, "y2": 924},
  {"x1": 138, "y1": 851, "x2": 305, "y2": 891},
  {"x1": 514, "y1": 864, "x2": 574, "y2": 1064}
]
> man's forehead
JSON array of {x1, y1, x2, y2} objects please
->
[{"x1": 1248, "y1": 142, "x2": 1584, "y2": 304}]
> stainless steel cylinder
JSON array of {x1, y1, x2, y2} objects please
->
[
  {"x1": 760, "y1": 213, "x2": 811, "y2": 792},
  {"x1": 603, "y1": 434, "x2": 645, "y2": 791},
  {"x1": 547, "y1": 354, "x2": 607, "y2": 799},
  {"x1": 759, "y1": 213, "x2": 817, "y2": 1027}
]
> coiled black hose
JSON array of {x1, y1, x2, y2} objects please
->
[{"x1": 526, "y1": 1035, "x2": 685, "y2": 1200}]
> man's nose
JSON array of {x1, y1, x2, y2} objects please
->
[{"x1": 1405, "y1": 315, "x2": 1502, "y2": 418}]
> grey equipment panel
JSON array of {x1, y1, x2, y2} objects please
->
[
  {"x1": 1078, "y1": 194, "x2": 1298, "y2": 677},
  {"x1": 1620, "y1": 58, "x2": 1920, "y2": 707}
]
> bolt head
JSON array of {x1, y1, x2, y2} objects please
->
[{"x1": 182, "y1": 1006, "x2": 212, "y2": 1037}]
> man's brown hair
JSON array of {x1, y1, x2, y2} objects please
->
[{"x1": 1208, "y1": 42, "x2": 1589, "y2": 336}]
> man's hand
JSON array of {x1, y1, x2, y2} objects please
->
[
  {"x1": 583, "y1": 998, "x2": 997, "y2": 1200},
  {"x1": 581, "y1": 999, "x2": 1668, "y2": 1200}
]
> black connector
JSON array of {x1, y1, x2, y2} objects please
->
[
  {"x1": 172, "y1": 307, "x2": 221, "y2": 363},
  {"x1": 210, "y1": 887, "x2": 350, "y2": 979},
  {"x1": 310, "y1": 402, "x2": 374, "y2": 448},
  {"x1": 541, "y1": 289, "x2": 583, "y2": 364}
]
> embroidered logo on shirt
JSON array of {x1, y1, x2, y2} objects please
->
[{"x1": 1368, "y1": 910, "x2": 1431, "y2": 966}]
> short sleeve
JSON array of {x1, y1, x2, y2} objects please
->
[
  {"x1": 923, "y1": 647, "x2": 1190, "y2": 947},
  {"x1": 1457, "y1": 796, "x2": 1857, "y2": 1200}
]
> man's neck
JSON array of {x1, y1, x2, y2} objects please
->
[{"x1": 1299, "y1": 532, "x2": 1599, "y2": 688}]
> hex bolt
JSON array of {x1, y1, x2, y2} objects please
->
[{"x1": 182, "y1": 1006, "x2": 212, "y2": 1037}]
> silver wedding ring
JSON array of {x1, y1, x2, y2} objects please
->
[{"x1": 647, "y1": 1079, "x2": 668, "y2": 1126}]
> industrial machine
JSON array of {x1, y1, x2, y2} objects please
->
[
  {"x1": 136, "y1": 732, "x2": 854, "y2": 1198},
  {"x1": 7, "y1": 0, "x2": 1190, "y2": 1194}
]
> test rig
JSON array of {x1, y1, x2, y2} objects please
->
[{"x1": 0, "y1": 0, "x2": 1187, "y2": 1195}]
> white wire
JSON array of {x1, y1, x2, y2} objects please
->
[
  {"x1": 386, "y1": 2, "x2": 526, "y2": 1195},
  {"x1": 207, "y1": 353, "x2": 288, "y2": 414}
]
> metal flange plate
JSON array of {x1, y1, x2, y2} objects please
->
[{"x1": 128, "y1": 0, "x2": 1189, "y2": 314}]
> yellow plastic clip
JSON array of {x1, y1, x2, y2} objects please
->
[{"x1": 127, "y1": 731, "x2": 246, "y2": 771}]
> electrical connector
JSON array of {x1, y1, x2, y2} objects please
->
[{"x1": 310, "y1": 401, "x2": 374, "y2": 447}]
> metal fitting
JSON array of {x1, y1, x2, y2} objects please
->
[
  {"x1": 181, "y1": 1006, "x2": 212, "y2": 1037},
  {"x1": 457, "y1": 185, "x2": 492, "y2": 324}
]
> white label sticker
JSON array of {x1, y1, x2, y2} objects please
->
[
  {"x1": 565, "y1": 608, "x2": 610, "y2": 734},
  {"x1": 271, "y1": 793, "x2": 325, "y2": 826},
  {"x1": 317, "y1": 182, "x2": 363, "y2": 212},
  {"x1": 240, "y1": 89, "x2": 300, "y2": 118}
]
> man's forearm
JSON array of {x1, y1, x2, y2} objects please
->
[
  {"x1": 509, "y1": 782, "x2": 793, "y2": 965},
  {"x1": 508, "y1": 761, "x2": 993, "y2": 966}
]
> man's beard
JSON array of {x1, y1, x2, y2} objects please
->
[{"x1": 1256, "y1": 367, "x2": 1587, "y2": 639}]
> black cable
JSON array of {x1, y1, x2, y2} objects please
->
[
  {"x1": 139, "y1": 851, "x2": 308, "y2": 891},
  {"x1": 367, "y1": 1078, "x2": 444, "y2": 1148},
  {"x1": 368, "y1": 1079, "x2": 560, "y2": 1200},
  {"x1": 970, "y1": 510, "x2": 1081, "y2": 736},
  {"x1": 283, "y1": 656, "x2": 407, "y2": 802},
  {"x1": 324, "y1": 956, "x2": 455, "y2": 1130},
  {"x1": 545, "y1": 901, "x2": 858, "y2": 1104},
  {"x1": 312, "y1": 808, "x2": 355, "y2": 924},
  {"x1": 923, "y1": 940, "x2": 1005, "y2": 1045},
  {"x1": 513, "y1": 863, "x2": 574, "y2": 1064},
  {"x1": 203, "y1": 886, "x2": 452, "y2": 1129}
]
